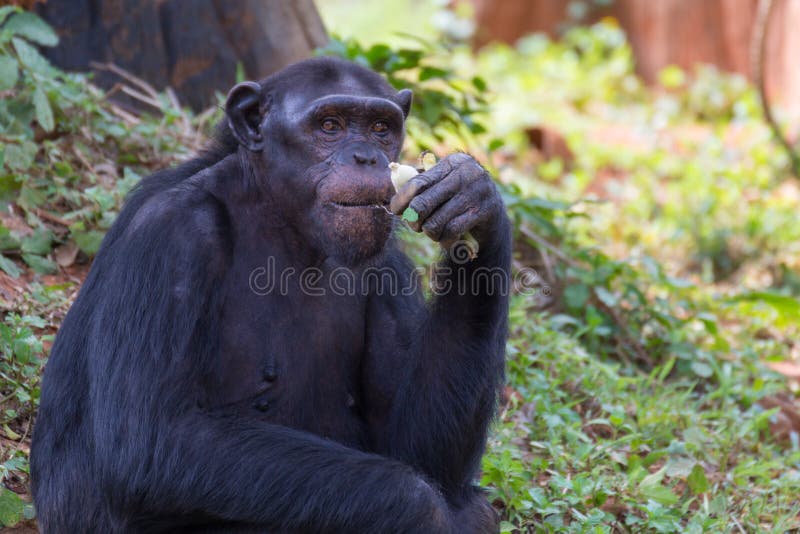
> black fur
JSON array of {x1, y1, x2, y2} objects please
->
[{"x1": 31, "y1": 57, "x2": 510, "y2": 533}]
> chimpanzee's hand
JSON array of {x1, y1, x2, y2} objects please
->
[{"x1": 389, "y1": 153, "x2": 505, "y2": 249}]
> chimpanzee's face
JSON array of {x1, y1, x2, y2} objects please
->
[
  {"x1": 226, "y1": 60, "x2": 412, "y2": 265},
  {"x1": 268, "y1": 88, "x2": 408, "y2": 264}
]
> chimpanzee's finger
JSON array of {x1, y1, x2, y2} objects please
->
[
  {"x1": 404, "y1": 173, "x2": 467, "y2": 232},
  {"x1": 419, "y1": 181, "x2": 489, "y2": 241},
  {"x1": 438, "y1": 204, "x2": 493, "y2": 246},
  {"x1": 388, "y1": 153, "x2": 472, "y2": 215},
  {"x1": 389, "y1": 173, "x2": 434, "y2": 215}
]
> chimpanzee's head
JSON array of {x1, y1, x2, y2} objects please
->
[{"x1": 225, "y1": 57, "x2": 412, "y2": 265}]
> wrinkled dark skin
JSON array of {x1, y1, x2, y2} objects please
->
[
  {"x1": 389, "y1": 152, "x2": 503, "y2": 248},
  {"x1": 31, "y1": 57, "x2": 511, "y2": 533}
]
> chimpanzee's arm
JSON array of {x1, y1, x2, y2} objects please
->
[
  {"x1": 89, "y1": 188, "x2": 452, "y2": 533},
  {"x1": 365, "y1": 173, "x2": 512, "y2": 498}
]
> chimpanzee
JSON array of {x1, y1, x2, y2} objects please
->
[{"x1": 31, "y1": 56, "x2": 511, "y2": 533}]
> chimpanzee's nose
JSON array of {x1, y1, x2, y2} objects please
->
[
  {"x1": 345, "y1": 142, "x2": 385, "y2": 166},
  {"x1": 337, "y1": 141, "x2": 388, "y2": 169},
  {"x1": 353, "y1": 151, "x2": 377, "y2": 165}
]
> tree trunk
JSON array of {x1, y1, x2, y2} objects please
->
[
  {"x1": 36, "y1": 0, "x2": 328, "y2": 111},
  {"x1": 472, "y1": 0, "x2": 800, "y2": 120}
]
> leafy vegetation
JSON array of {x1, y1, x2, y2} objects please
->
[
  {"x1": 320, "y1": 9, "x2": 800, "y2": 532},
  {"x1": 1, "y1": 5, "x2": 799, "y2": 531},
  {"x1": 0, "y1": 5, "x2": 211, "y2": 279},
  {"x1": 0, "y1": 6, "x2": 217, "y2": 527}
]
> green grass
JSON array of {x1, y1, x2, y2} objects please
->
[{"x1": 487, "y1": 297, "x2": 800, "y2": 532}]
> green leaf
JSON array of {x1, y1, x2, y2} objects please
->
[
  {"x1": 594, "y1": 286, "x2": 618, "y2": 307},
  {"x1": 665, "y1": 456, "x2": 696, "y2": 478},
  {"x1": 0, "y1": 225, "x2": 19, "y2": 250},
  {"x1": 4, "y1": 11, "x2": 58, "y2": 46},
  {"x1": 564, "y1": 283, "x2": 590, "y2": 309},
  {"x1": 640, "y1": 483, "x2": 679, "y2": 505},
  {"x1": 395, "y1": 49, "x2": 423, "y2": 69},
  {"x1": 13, "y1": 332, "x2": 41, "y2": 363},
  {"x1": 687, "y1": 464, "x2": 709, "y2": 494},
  {"x1": 22, "y1": 253, "x2": 57, "y2": 274},
  {"x1": 0, "y1": 488, "x2": 24, "y2": 527},
  {"x1": 419, "y1": 66, "x2": 449, "y2": 81},
  {"x1": 708, "y1": 494, "x2": 727, "y2": 515},
  {"x1": 12, "y1": 36, "x2": 53, "y2": 74},
  {"x1": 73, "y1": 230, "x2": 105, "y2": 256},
  {"x1": 402, "y1": 207, "x2": 419, "y2": 222},
  {"x1": 639, "y1": 464, "x2": 666, "y2": 487},
  {"x1": 729, "y1": 291, "x2": 800, "y2": 327},
  {"x1": 364, "y1": 43, "x2": 392, "y2": 67},
  {"x1": 499, "y1": 521, "x2": 516, "y2": 534},
  {"x1": 3, "y1": 142, "x2": 37, "y2": 170},
  {"x1": 695, "y1": 311, "x2": 718, "y2": 335},
  {"x1": 0, "y1": 55, "x2": 18, "y2": 91},
  {"x1": 0, "y1": 6, "x2": 21, "y2": 27},
  {"x1": 0, "y1": 254, "x2": 21, "y2": 278},
  {"x1": 32, "y1": 86, "x2": 54, "y2": 132},
  {"x1": 487, "y1": 138, "x2": 505, "y2": 152},
  {"x1": 2, "y1": 457, "x2": 26, "y2": 472},
  {"x1": 472, "y1": 76, "x2": 487, "y2": 92},
  {"x1": 0, "y1": 173, "x2": 21, "y2": 202},
  {"x1": 17, "y1": 184, "x2": 46, "y2": 208},
  {"x1": 21, "y1": 228, "x2": 53, "y2": 255},
  {"x1": 690, "y1": 361, "x2": 714, "y2": 378},
  {"x1": 22, "y1": 314, "x2": 46, "y2": 328},
  {"x1": 3, "y1": 424, "x2": 20, "y2": 440}
]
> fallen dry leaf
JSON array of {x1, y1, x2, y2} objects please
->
[
  {"x1": 766, "y1": 361, "x2": 800, "y2": 379},
  {"x1": 758, "y1": 394, "x2": 800, "y2": 444},
  {"x1": 54, "y1": 242, "x2": 80, "y2": 268}
]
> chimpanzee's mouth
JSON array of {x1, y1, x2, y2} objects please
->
[{"x1": 328, "y1": 200, "x2": 390, "y2": 209}]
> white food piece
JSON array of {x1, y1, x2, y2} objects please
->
[
  {"x1": 389, "y1": 162, "x2": 419, "y2": 192},
  {"x1": 421, "y1": 152, "x2": 437, "y2": 171}
]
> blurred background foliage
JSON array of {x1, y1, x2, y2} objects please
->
[{"x1": 0, "y1": 0, "x2": 799, "y2": 531}]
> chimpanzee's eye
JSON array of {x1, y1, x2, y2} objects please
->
[
  {"x1": 321, "y1": 118, "x2": 342, "y2": 133},
  {"x1": 372, "y1": 121, "x2": 389, "y2": 134}
]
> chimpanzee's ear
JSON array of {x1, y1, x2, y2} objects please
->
[
  {"x1": 226, "y1": 81, "x2": 268, "y2": 152},
  {"x1": 394, "y1": 89, "x2": 413, "y2": 118}
]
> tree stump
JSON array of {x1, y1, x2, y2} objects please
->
[{"x1": 36, "y1": 0, "x2": 328, "y2": 111}]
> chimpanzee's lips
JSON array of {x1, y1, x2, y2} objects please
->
[{"x1": 329, "y1": 200, "x2": 388, "y2": 208}]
